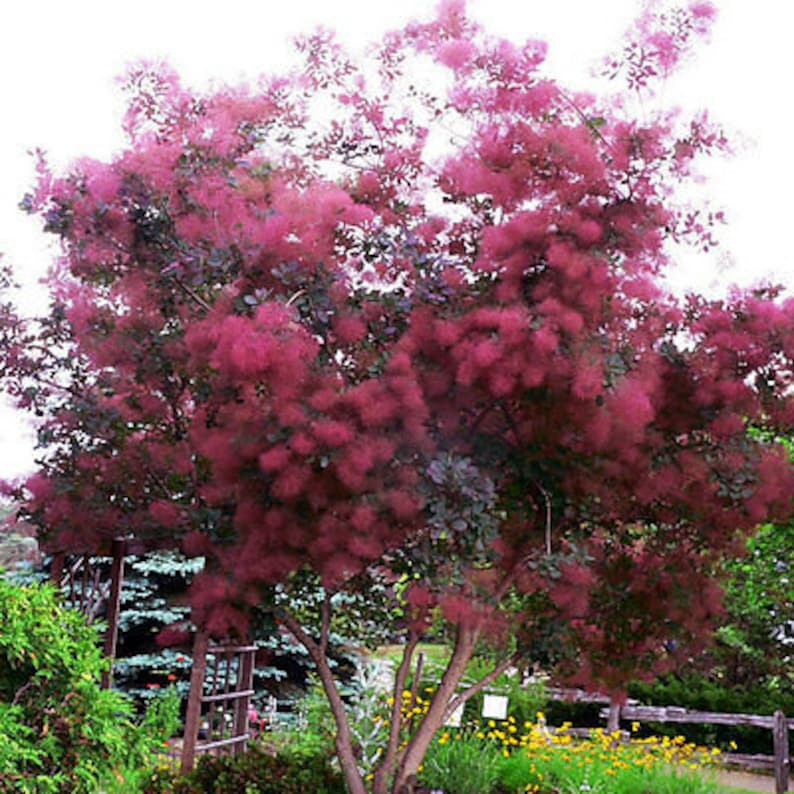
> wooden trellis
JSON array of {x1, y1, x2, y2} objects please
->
[
  {"x1": 50, "y1": 538, "x2": 126, "y2": 689},
  {"x1": 181, "y1": 632, "x2": 257, "y2": 773},
  {"x1": 49, "y1": 545, "x2": 259, "y2": 771}
]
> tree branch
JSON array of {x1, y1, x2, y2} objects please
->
[
  {"x1": 394, "y1": 625, "x2": 478, "y2": 789},
  {"x1": 534, "y1": 481, "x2": 553, "y2": 556},
  {"x1": 497, "y1": 400, "x2": 522, "y2": 447},
  {"x1": 494, "y1": 568, "x2": 517, "y2": 603},
  {"x1": 468, "y1": 402, "x2": 497, "y2": 437},
  {"x1": 277, "y1": 606, "x2": 367, "y2": 794},
  {"x1": 277, "y1": 608, "x2": 320, "y2": 657},
  {"x1": 445, "y1": 651, "x2": 520, "y2": 720},
  {"x1": 373, "y1": 631, "x2": 420, "y2": 794}
]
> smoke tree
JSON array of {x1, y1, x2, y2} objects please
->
[{"x1": 2, "y1": 1, "x2": 793, "y2": 791}]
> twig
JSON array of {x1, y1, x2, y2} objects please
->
[
  {"x1": 555, "y1": 87, "x2": 617, "y2": 156},
  {"x1": 286, "y1": 289, "x2": 306, "y2": 307},
  {"x1": 173, "y1": 277, "x2": 212, "y2": 312},
  {"x1": 13, "y1": 680, "x2": 35, "y2": 706}
]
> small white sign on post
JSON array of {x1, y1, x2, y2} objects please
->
[
  {"x1": 481, "y1": 694, "x2": 509, "y2": 720},
  {"x1": 444, "y1": 701, "x2": 465, "y2": 727}
]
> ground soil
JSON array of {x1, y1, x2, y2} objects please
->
[{"x1": 715, "y1": 768, "x2": 777, "y2": 792}]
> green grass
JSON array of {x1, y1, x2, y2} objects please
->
[{"x1": 371, "y1": 642, "x2": 451, "y2": 674}]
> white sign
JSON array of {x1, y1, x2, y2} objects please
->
[{"x1": 481, "y1": 694, "x2": 508, "y2": 720}]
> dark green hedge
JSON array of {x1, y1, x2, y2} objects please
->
[{"x1": 627, "y1": 674, "x2": 794, "y2": 755}]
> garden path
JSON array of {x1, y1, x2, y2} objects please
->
[{"x1": 715, "y1": 768, "x2": 776, "y2": 792}]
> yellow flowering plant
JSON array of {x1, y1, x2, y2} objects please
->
[{"x1": 411, "y1": 712, "x2": 722, "y2": 794}]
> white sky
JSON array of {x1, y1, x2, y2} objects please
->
[{"x1": 0, "y1": 0, "x2": 792, "y2": 481}]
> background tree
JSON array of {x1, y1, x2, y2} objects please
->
[
  {"x1": 716, "y1": 517, "x2": 793, "y2": 689},
  {"x1": 2, "y1": 1, "x2": 793, "y2": 792}
]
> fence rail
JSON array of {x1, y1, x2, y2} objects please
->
[
  {"x1": 595, "y1": 703, "x2": 790, "y2": 794},
  {"x1": 610, "y1": 705, "x2": 794, "y2": 731}
]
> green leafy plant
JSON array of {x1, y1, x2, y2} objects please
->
[
  {"x1": 97, "y1": 686, "x2": 182, "y2": 793},
  {"x1": 418, "y1": 732, "x2": 503, "y2": 794},
  {"x1": 144, "y1": 744, "x2": 346, "y2": 794},
  {"x1": 0, "y1": 578, "x2": 133, "y2": 792},
  {"x1": 0, "y1": 578, "x2": 182, "y2": 793}
]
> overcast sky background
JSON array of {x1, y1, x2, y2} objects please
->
[{"x1": 0, "y1": 0, "x2": 791, "y2": 481}]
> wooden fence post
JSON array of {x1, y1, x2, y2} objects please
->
[
  {"x1": 606, "y1": 699, "x2": 621, "y2": 734},
  {"x1": 182, "y1": 631, "x2": 209, "y2": 775},
  {"x1": 773, "y1": 710, "x2": 789, "y2": 794}
]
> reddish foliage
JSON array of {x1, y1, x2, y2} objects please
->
[{"x1": 1, "y1": 0, "x2": 792, "y2": 716}]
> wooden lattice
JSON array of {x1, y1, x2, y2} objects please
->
[
  {"x1": 181, "y1": 632, "x2": 257, "y2": 773},
  {"x1": 50, "y1": 538, "x2": 126, "y2": 689}
]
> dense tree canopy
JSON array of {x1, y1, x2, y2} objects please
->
[{"x1": 2, "y1": 1, "x2": 793, "y2": 791}]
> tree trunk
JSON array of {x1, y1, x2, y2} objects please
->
[
  {"x1": 279, "y1": 609, "x2": 368, "y2": 794},
  {"x1": 315, "y1": 652, "x2": 368, "y2": 794},
  {"x1": 372, "y1": 634, "x2": 419, "y2": 794},
  {"x1": 391, "y1": 627, "x2": 477, "y2": 792}
]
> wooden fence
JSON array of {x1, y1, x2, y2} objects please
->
[{"x1": 596, "y1": 703, "x2": 792, "y2": 794}]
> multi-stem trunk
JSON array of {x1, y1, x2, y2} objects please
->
[
  {"x1": 389, "y1": 626, "x2": 479, "y2": 793},
  {"x1": 372, "y1": 633, "x2": 419, "y2": 794},
  {"x1": 279, "y1": 605, "x2": 368, "y2": 794}
]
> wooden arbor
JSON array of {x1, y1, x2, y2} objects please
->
[
  {"x1": 181, "y1": 633, "x2": 257, "y2": 773},
  {"x1": 50, "y1": 537, "x2": 126, "y2": 689},
  {"x1": 50, "y1": 542, "x2": 258, "y2": 771}
]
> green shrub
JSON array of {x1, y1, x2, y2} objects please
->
[
  {"x1": 98, "y1": 686, "x2": 182, "y2": 793},
  {"x1": 0, "y1": 578, "x2": 134, "y2": 792},
  {"x1": 628, "y1": 673, "x2": 794, "y2": 754},
  {"x1": 0, "y1": 578, "x2": 180, "y2": 793},
  {"x1": 144, "y1": 744, "x2": 346, "y2": 794}
]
